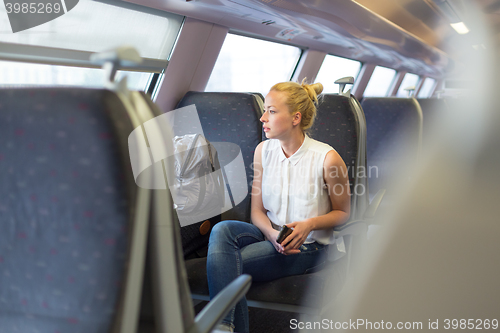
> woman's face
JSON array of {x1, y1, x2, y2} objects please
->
[{"x1": 261, "y1": 90, "x2": 300, "y2": 140}]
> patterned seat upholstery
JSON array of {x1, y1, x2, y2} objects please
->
[
  {"x1": 0, "y1": 88, "x2": 138, "y2": 333},
  {"x1": 362, "y1": 97, "x2": 423, "y2": 198},
  {"x1": 176, "y1": 92, "x2": 263, "y2": 222}
]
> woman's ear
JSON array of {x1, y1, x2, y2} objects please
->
[{"x1": 292, "y1": 112, "x2": 302, "y2": 126}]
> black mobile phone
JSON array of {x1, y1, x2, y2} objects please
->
[{"x1": 276, "y1": 225, "x2": 293, "y2": 244}]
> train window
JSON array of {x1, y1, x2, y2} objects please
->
[
  {"x1": 205, "y1": 34, "x2": 302, "y2": 96},
  {"x1": 363, "y1": 66, "x2": 397, "y2": 97},
  {"x1": 0, "y1": 2, "x2": 182, "y2": 91},
  {"x1": 417, "y1": 78, "x2": 437, "y2": 98},
  {"x1": 0, "y1": 1, "x2": 183, "y2": 61},
  {"x1": 0, "y1": 60, "x2": 151, "y2": 90},
  {"x1": 315, "y1": 55, "x2": 361, "y2": 93},
  {"x1": 396, "y1": 73, "x2": 420, "y2": 97}
]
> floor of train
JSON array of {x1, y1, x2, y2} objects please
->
[
  {"x1": 138, "y1": 302, "x2": 299, "y2": 333},
  {"x1": 196, "y1": 301, "x2": 299, "y2": 333}
]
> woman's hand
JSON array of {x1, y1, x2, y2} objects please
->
[
  {"x1": 266, "y1": 228, "x2": 302, "y2": 255},
  {"x1": 266, "y1": 228, "x2": 285, "y2": 253},
  {"x1": 280, "y1": 220, "x2": 313, "y2": 254}
]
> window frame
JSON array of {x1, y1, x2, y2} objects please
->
[{"x1": 0, "y1": 1, "x2": 185, "y2": 92}]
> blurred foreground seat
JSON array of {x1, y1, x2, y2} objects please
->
[
  {"x1": 321, "y1": 93, "x2": 500, "y2": 330},
  {"x1": 0, "y1": 88, "x2": 148, "y2": 333}
]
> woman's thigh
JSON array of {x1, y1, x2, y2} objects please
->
[
  {"x1": 209, "y1": 220, "x2": 266, "y2": 250},
  {"x1": 241, "y1": 241, "x2": 328, "y2": 282}
]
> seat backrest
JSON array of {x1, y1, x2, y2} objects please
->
[
  {"x1": 250, "y1": 92, "x2": 265, "y2": 113},
  {"x1": 417, "y1": 98, "x2": 449, "y2": 147},
  {"x1": 128, "y1": 92, "x2": 252, "y2": 333},
  {"x1": 176, "y1": 92, "x2": 263, "y2": 222},
  {"x1": 250, "y1": 93, "x2": 267, "y2": 141},
  {"x1": 310, "y1": 94, "x2": 369, "y2": 221},
  {"x1": 361, "y1": 97, "x2": 423, "y2": 197},
  {"x1": 0, "y1": 88, "x2": 145, "y2": 333}
]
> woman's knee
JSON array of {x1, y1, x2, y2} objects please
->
[
  {"x1": 209, "y1": 220, "x2": 262, "y2": 246},
  {"x1": 211, "y1": 221, "x2": 233, "y2": 239},
  {"x1": 209, "y1": 220, "x2": 241, "y2": 244}
]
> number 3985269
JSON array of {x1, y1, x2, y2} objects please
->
[{"x1": 5, "y1": 3, "x2": 61, "y2": 14}]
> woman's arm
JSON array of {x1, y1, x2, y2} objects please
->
[
  {"x1": 250, "y1": 141, "x2": 284, "y2": 253},
  {"x1": 282, "y1": 149, "x2": 351, "y2": 252}
]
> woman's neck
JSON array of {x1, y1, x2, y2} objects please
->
[{"x1": 280, "y1": 131, "x2": 305, "y2": 158}]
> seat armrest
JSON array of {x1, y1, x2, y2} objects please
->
[
  {"x1": 363, "y1": 189, "x2": 386, "y2": 219},
  {"x1": 332, "y1": 220, "x2": 368, "y2": 261},
  {"x1": 188, "y1": 274, "x2": 252, "y2": 333},
  {"x1": 334, "y1": 220, "x2": 368, "y2": 237}
]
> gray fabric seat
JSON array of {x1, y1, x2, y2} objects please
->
[
  {"x1": 176, "y1": 92, "x2": 263, "y2": 223},
  {"x1": 0, "y1": 88, "x2": 143, "y2": 333},
  {"x1": 362, "y1": 97, "x2": 423, "y2": 201}
]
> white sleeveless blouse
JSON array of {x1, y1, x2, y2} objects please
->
[{"x1": 261, "y1": 135, "x2": 335, "y2": 245}]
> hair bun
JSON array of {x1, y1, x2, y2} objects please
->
[{"x1": 300, "y1": 78, "x2": 323, "y2": 105}]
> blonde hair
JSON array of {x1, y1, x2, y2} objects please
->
[{"x1": 270, "y1": 78, "x2": 323, "y2": 132}]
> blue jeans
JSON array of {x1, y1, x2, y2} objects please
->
[{"x1": 207, "y1": 220, "x2": 328, "y2": 333}]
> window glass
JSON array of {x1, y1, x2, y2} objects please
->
[
  {"x1": 396, "y1": 73, "x2": 420, "y2": 97},
  {"x1": 315, "y1": 55, "x2": 361, "y2": 94},
  {"x1": 363, "y1": 66, "x2": 397, "y2": 97},
  {"x1": 0, "y1": 60, "x2": 151, "y2": 91},
  {"x1": 205, "y1": 34, "x2": 302, "y2": 96},
  {"x1": 417, "y1": 78, "x2": 437, "y2": 98},
  {"x1": 0, "y1": 0, "x2": 183, "y2": 61}
]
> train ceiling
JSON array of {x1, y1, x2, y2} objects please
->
[
  {"x1": 357, "y1": 0, "x2": 495, "y2": 58},
  {"x1": 124, "y1": 0, "x2": 493, "y2": 77}
]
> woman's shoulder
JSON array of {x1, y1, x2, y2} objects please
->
[
  {"x1": 305, "y1": 137, "x2": 347, "y2": 168},
  {"x1": 307, "y1": 136, "x2": 335, "y2": 154},
  {"x1": 254, "y1": 139, "x2": 279, "y2": 160},
  {"x1": 260, "y1": 139, "x2": 281, "y2": 151}
]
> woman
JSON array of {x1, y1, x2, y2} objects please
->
[{"x1": 207, "y1": 80, "x2": 351, "y2": 332}]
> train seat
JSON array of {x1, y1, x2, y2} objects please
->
[
  {"x1": 0, "y1": 88, "x2": 147, "y2": 333},
  {"x1": 361, "y1": 97, "x2": 423, "y2": 207},
  {"x1": 416, "y1": 98, "x2": 450, "y2": 147},
  {"x1": 178, "y1": 90, "x2": 370, "y2": 315},
  {"x1": 126, "y1": 92, "x2": 252, "y2": 333},
  {"x1": 176, "y1": 92, "x2": 263, "y2": 223}
]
